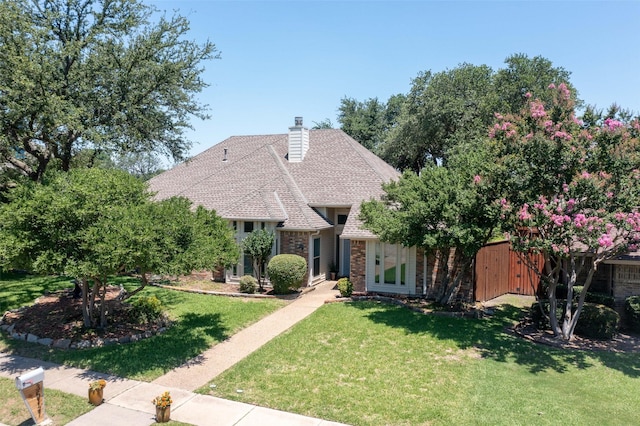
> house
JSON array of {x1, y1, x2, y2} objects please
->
[{"x1": 150, "y1": 117, "x2": 430, "y2": 293}]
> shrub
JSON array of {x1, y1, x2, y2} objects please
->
[
  {"x1": 130, "y1": 295, "x2": 163, "y2": 324},
  {"x1": 625, "y1": 296, "x2": 640, "y2": 332},
  {"x1": 267, "y1": 254, "x2": 307, "y2": 294},
  {"x1": 530, "y1": 301, "x2": 619, "y2": 339},
  {"x1": 571, "y1": 286, "x2": 615, "y2": 308},
  {"x1": 238, "y1": 275, "x2": 257, "y2": 294},
  {"x1": 574, "y1": 303, "x2": 619, "y2": 340},
  {"x1": 337, "y1": 277, "x2": 353, "y2": 297}
]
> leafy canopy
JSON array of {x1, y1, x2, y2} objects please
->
[{"x1": 0, "y1": 0, "x2": 217, "y2": 184}]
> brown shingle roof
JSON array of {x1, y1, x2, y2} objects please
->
[{"x1": 148, "y1": 129, "x2": 399, "y2": 234}]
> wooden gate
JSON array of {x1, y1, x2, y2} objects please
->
[{"x1": 475, "y1": 241, "x2": 544, "y2": 302}]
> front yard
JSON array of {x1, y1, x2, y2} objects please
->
[
  {"x1": 2, "y1": 273, "x2": 640, "y2": 425},
  {"x1": 202, "y1": 301, "x2": 640, "y2": 426}
]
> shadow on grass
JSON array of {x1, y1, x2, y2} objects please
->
[
  {"x1": 1, "y1": 312, "x2": 229, "y2": 379},
  {"x1": 0, "y1": 272, "x2": 73, "y2": 312},
  {"x1": 348, "y1": 300, "x2": 640, "y2": 378}
]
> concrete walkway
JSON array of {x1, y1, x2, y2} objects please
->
[{"x1": 0, "y1": 280, "x2": 347, "y2": 426}]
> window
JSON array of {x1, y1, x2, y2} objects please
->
[
  {"x1": 243, "y1": 254, "x2": 253, "y2": 276},
  {"x1": 337, "y1": 214, "x2": 348, "y2": 225},
  {"x1": 367, "y1": 241, "x2": 415, "y2": 294},
  {"x1": 244, "y1": 222, "x2": 254, "y2": 233},
  {"x1": 313, "y1": 237, "x2": 321, "y2": 276}
]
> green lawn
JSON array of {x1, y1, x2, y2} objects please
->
[
  {"x1": 0, "y1": 377, "x2": 91, "y2": 425},
  {"x1": 0, "y1": 272, "x2": 285, "y2": 381},
  {"x1": 201, "y1": 301, "x2": 640, "y2": 426}
]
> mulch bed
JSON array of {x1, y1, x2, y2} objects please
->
[
  {"x1": 1, "y1": 287, "x2": 163, "y2": 342},
  {"x1": 513, "y1": 320, "x2": 640, "y2": 353}
]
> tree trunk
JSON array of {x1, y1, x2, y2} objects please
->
[
  {"x1": 81, "y1": 279, "x2": 92, "y2": 328},
  {"x1": 97, "y1": 277, "x2": 107, "y2": 329}
]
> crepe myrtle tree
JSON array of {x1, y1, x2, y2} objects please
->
[
  {"x1": 0, "y1": 168, "x2": 238, "y2": 328},
  {"x1": 489, "y1": 83, "x2": 640, "y2": 340}
]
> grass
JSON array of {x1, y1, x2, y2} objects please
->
[
  {"x1": 201, "y1": 301, "x2": 640, "y2": 426},
  {"x1": 0, "y1": 272, "x2": 285, "y2": 381},
  {"x1": 0, "y1": 377, "x2": 91, "y2": 425}
]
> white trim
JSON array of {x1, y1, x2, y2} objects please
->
[{"x1": 365, "y1": 241, "x2": 416, "y2": 295}]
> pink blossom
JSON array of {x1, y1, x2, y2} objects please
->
[
  {"x1": 525, "y1": 132, "x2": 533, "y2": 140},
  {"x1": 607, "y1": 192, "x2": 614, "y2": 199},
  {"x1": 525, "y1": 92, "x2": 532, "y2": 99},
  {"x1": 473, "y1": 175, "x2": 482, "y2": 184},
  {"x1": 558, "y1": 83, "x2": 571, "y2": 100},
  {"x1": 551, "y1": 214, "x2": 566, "y2": 226},
  {"x1": 581, "y1": 171, "x2": 591, "y2": 179},
  {"x1": 530, "y1": 101, "x2": 546, "y2": 119},
  {"x1": 553, "y1": 131, "x2": 572, "y2": 141},
  {"x1": 566, "y1": 198, "x2": 575, "y2": 211},
  {"x1": 548, "y1": 83, "x2": 556, "y2": 89},
  {"x1": 604, "y1": 118, "x2": 624, "y2": 131},
  {"x1": 574, "y1": 214, "x2": 587, "y2": 228},
  {"x1": 598, "y1": 234, "x2": 613, "y2": 248},
  {"x1": 519, "y1": 204, "x2": 532, "y2": 221},
  {"x1": 494, "y1": 113, "x2": 503, "y2": 120},
  {"x1": 506, "y1": 130, "x2": 517, "y2": 138},
  {"x1": 544, "y1": 120, "x2": 554, "y2": 129}
]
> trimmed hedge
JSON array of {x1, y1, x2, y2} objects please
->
[
  {"x1": 337, "y1": 277, "x2": 353, "y2": 297},
  {"x1": 267, "y1": 254, "x2": 307, "y2": 294},
  {"x1": 130, "y1": 295, "x2": 163, "y2": 324},
  {"x1": 625, "y1": 296, "x2": 640, "y2": 333},
  {"x1": 554, "y1": 285, "x2": 614, "y2": 308},
  {"x1": 530, "y1": 301, "x2": 619, "y2": 339},
  {"x1": 239, "y1": 275, "x2": 257, "y2": 294}
]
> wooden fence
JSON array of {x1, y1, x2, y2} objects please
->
[{"x1": 474, "y1": 240, "x2": 544, "y2": 302}]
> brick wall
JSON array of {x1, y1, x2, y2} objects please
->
[
  {"x1": 350, "y1": 240, "x2": 367, "y2": 292},
  {"x1": 279, "y1": 231, "x2": 311, "y2": 286}
]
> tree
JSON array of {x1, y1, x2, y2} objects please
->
[
  {"x1": 311, "y1": 118, "x2": 334, "y2": 129},
  {"x1": 493, "y1": 53, "x2": 578, "y2": 115},
  {"x1": 242, "y1": 229, "x2": 275, "y2": 291},
  {"x1": 490, "y1": 83, "x2": 640, "y2": 340},
  {"x1": 338, "y1": 95, "x2": 404, "y2": 152},
  {"x1": 0, "y1": 168, "x2": 238, "y2": 328},
  {"x1": 0, "y1": 0, "x2": 217, "y2": 187},
  {"x1": 379, "y1": 64, "x2": 496, "y2": 172},
  {"x1": 360, "y1": 142, "x2": 501, "y2": 304}
]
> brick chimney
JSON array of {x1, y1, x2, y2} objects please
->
[{"x1": 288, "y1": 116, "x2": 309, "y2": 162}]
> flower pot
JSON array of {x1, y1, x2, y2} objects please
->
[
  {"x1": 155, "y1": 405, "x2": 171, "y2": 423},
  {"x1": 88, "y1": 388, "x2": 103, "y2": 406}
]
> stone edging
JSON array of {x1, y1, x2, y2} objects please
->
[{"x1": 0, "y1": 306, "x2": 171, "y2": 350}]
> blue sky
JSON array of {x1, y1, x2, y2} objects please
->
[{"x1": 148, "y1": 0, "x2": 640, "y2": 159}]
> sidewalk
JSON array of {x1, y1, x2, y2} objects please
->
[{"x1": 0, "y1": 280, "x2": 347, "y2": 426}]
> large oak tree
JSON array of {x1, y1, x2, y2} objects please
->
[{"x1": 0, "y1": 0, "x2": 217, "y2": 186}]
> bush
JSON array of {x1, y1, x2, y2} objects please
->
[
  {"x1": 337, "y1": 277, "x2": 353, "y2": 297},
  {"x1": 530, "y1": 301, "x2": 619, "y2": 339},
  {"x1": 267, "y1": 254, "x2": 307, "y2": 294},
  {"x1": 574, "y1": 303, "x2": 619, "y2": 340},
  {"x1": 130, "y1": 295, "x2": 163, "y2": 324},
  {"x1": 238, "y1": 275, "x2": 257, "y2": 294},
  {"x1": 625, "y1": 296, "x2": 640, "y2": 332}
]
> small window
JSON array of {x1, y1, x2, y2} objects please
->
[
  {"x1": 244, "y1": 222, "x2": 254, "y2": 233},
  {"x1": 337, "y1": 214, "x2": 348, "y2": 225},
  {"x1": 313, "y1": 237, "x2": 321, "y2": 276},
  {"x1": 261, "y1": 222, "x2": 266, "y2": 229},
  {"x1": 232, "y1": 221, "x2": 237, "y2": 230}
]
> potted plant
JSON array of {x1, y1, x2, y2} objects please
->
[
  {"x1": 328, "y1": 260, "x2": 338, "y2": 281},
  {"x1": 152, "y1": 391, "x2": 173, "y2": 423},
  {"x1": 88, "y1": 379, "x2": 106, "y2": 406}
]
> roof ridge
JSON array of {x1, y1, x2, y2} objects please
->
[
  {"x1": 267, "y1": 144, "x2": 325, "y2": 229},
  {"x1": 338, "y1": 131, "x2": 396, "y2": 181}
]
